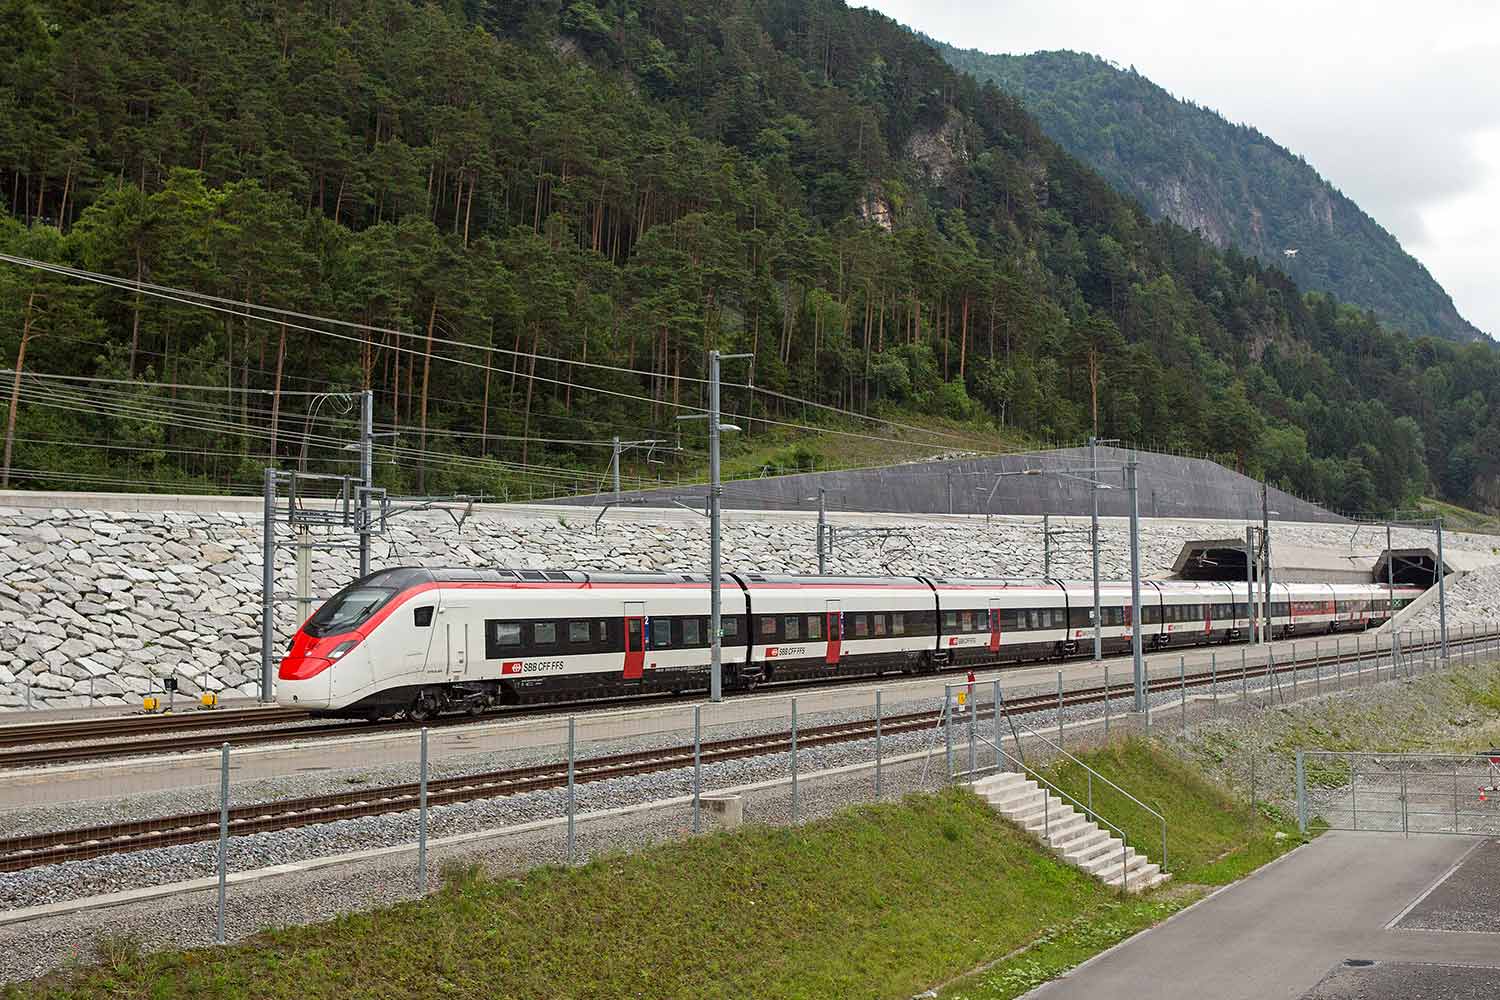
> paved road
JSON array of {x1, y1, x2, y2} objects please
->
[{"x1": 1029, "y1": 833, "x2": 1499, "y2": 999}]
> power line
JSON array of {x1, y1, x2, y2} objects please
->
[{"x1": 1, "y1": 254, "x2": 986, "y2": 454}]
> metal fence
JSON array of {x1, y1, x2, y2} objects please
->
[{"x1": 1296, "y1": 751, "x2": 1500, "y2": 836}]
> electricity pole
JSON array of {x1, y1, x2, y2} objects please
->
[
  {"x1": 816, "y1": 487, "x2": 827, "y2": 574},
  {"x1": 1089, "y1": 436, "x2": 1102, "y2": 661},
  {"x1": 681, "y1": 350, "x2": 751, "y2": 703},
  {"x1": 1127, "y1": 455, "x2": 1144, "y2": 712},
  {"x1": 1245, "y1": 526, "x2": 1258, "y2": 644},
  {"x1": 358, "y1": 389, "x2": 373, "y2": 578},
  {"x1": 1261, "y1": 480, "x2": 1272, "y2": 641},
  {"x1": 1435, "y1": 517, "x2": 1448, "y2": 661}
]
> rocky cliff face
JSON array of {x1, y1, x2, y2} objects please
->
[{"x1": 3, "y1": 498, "x2": 1494, "y2": 711}]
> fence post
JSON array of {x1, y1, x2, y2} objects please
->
[
  {"x1": 1393, "y1": 631, "x2": 1400, "y2": 681},
  {"x1": 1291, "y1": 642, "x2": 1298, "y2": 699},
  {"x1": 566, "y1": 716, "x2": 576, "y2": 864},
  {"x1": 1056, "y1": 671, "x2": 1064, "y2": 748},
  {"x1": 1401, "y1": 764, "x2": 1408, "y2": 838},
  {"x1": 991, "y1": 680, "x2": 1001, "y2": 770},
  {"x1": 1351, "y1": 757, "x2": 1358, "y2": 829},
  {"x1": 1295, "y1": 750, "x2": 1307, "y2": 833},
  {"x1": 875, "y1": 689, "x2": 883, "y2": 800},
  {"x1": 418, "y1": 726, "x2": 429, "y2": 893},
  {"x1": 216, "y1": 742, "x2": 229, "y2": 945},
  {"x1": 791, "y1": 697, "x2": 799, "y2": 823},
  {"x1": 1241, "y1": 647, "x2": 1248, "y2": 705},
  {"x1": 1104, "y1": 661, "x2": 1111, "y2": 736},
  {"x1": 1250, "y1": 751, "x2": 1257, "y2": 814},
  {"x1": 944, "y1": 687, "x2": 953, "y2": 779},
  {"x1": 1314, "y1": 639, "x2": 1321, "y2": 696},
  {"x1": 1453, "y1": 760, "x2": 1460, "y2": 834},
  {"x1": 1179, "y1": 655, "x2": 1186, "y2": 731},
  {"x1": 1211, "y1": 652, "x2": 1218, "y2": 716},
  {"x1": 693, "y1": 705, "x2": 702, "y2": 835},
  {"x1": 968, "y1": 680, "x2": 978, "y2": 777}
]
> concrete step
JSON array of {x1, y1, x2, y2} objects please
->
[
  {"x1": 969, "y1": 778, "x2": 1169, "y2": 894},
  {"x1": 1095, "y1": 851, "x2": 1149, "y2": 886},
  {"x1": 984, "y1": 786, "x2": 1043, "y2": 812},
  {"x1": 1056, "y1": 826, "x2": 1112, "y2": 859},
  {"x1": 972, "y1": 771, "x2": 1031, "y2": 795}
]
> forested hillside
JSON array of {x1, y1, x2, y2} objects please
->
[
  {"x1": 1, "y1": 0, "x2": 1498, "y2": 513},
  {"x1": 939, "y1": 46, "x2": 1485, "y2": 345}
]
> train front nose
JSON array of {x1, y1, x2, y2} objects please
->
[{"x1": 276, "y1": 631, "x2": 361, "y2": 710}]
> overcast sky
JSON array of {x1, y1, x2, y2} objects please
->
[{"x1": 862, "y1": 1, "x2": 1500, "y2": 337}]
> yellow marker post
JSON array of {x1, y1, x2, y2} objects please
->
[
  {"x1": 200, "y1": 692, "x2": 219, "y2": 709},
  {"x1": 957, "y1": 690, "x2": 967, "y2": 708},
  {"x1": 142, "y1": 695, "x2": 160, "y2": 712}
]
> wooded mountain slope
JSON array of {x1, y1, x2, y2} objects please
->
[
  {"x1": 939, "y1": 46, "x2": 1485, "y2": 345},
  {"x1": 1, "y1": 0, "x2": 1497, "y2": 513}
]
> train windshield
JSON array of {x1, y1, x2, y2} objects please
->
[{"x1": 305, "y1": 585, "x2": 396, "y2": 637}]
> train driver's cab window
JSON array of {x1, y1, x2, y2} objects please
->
[
  {"x1": 534, "y1": 622, "x2": 557, "y2": 645},
  {"x1": 494, "y1": 622, "x2": 522, "y2": 646},
  {"x1": 413, "y1": 606, "x2": 434, "y2": 628}
]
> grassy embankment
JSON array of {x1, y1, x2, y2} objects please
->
[{"x1": 15, "y1": 741, "x2": 1297, "y2": 1000}]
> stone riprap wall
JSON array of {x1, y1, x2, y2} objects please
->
[{"x1": 1, "y1": 495, "x2": 1497, "y2": 710}]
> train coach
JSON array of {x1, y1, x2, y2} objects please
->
[{"x1": 276, "y1": 566, "x2": 1427, "y2": 719}]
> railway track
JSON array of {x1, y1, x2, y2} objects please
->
[
  {"x1": 0, "y1": 629, "x2": 1484, "y2": 771},
  {"x1": 0, "y1": 706, "x2": 310, "y2": 749},
  {"x1": 2, "y1": 629, "x2": 1487, "y2": 871},
  {"x1": 0, "y1": 709, "x2": 946, "y2": 871}
]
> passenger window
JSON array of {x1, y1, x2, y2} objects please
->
[
  {"x1": 723, "y1": 617, "x2": 738, "y2": 637},
  {"x1": 653, "y1": 620, "x2": 673, "y2": 648},
  {"x1": 569, "y1": 621, "x2": 591, "y2": 643},
  {"x1": 892, "y1": 613, "x2": 906, "y2": 636},
  {"x1": 682, "y1": 619, "x2": 701, "y2": 646},
  {"x1": 495, "y1": 622, "x2": 521, "y2": 646},
  {"x1": 784, "y1": 616, "x2": 802, "y2": 640},
  {"x1": 534, "y1": 622, "x2": 557, "y2": 644},
  {"x1": 807, "y1": 616, "x2": 822, "y2": 640},
  {"x1": 874, "y1": 615, "x2": 887, "y2": 637},
  {"x1": 413, "y1": 606, "x2": 434, "y2": 628},
  {"x1": 854, "y1": 614, "x2": 869, "y2": 637},
  {"x1": 943, "y1": 611, "x2": 958, "y2": 629},
  {"x1": 760, "y1": 616, "x2": 777, "y2": 637}
]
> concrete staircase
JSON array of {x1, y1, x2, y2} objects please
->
[{"x1": 973, "y1": 771, "x2": 1171, "y2": 892}]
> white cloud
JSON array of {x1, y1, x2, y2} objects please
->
[{"x1": 861, "y1": 0, "x2": 1500, "y2": 335}]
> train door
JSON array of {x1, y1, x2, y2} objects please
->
[
  {"x1": 410, "y1": 593, "x2": 440, "y2": 676},
  {"x1": 988, "y1": 598, "x2": 1002, "y2": 653},
  {"x1": 623, "y1": 602, "x2": 645, "y2": 680},
  {"x1": 443, "y1": 602, "x2": 470, "y2": 680},
  {"x1": 825, "y1": 600, "x2": 842, "y2": 666}
]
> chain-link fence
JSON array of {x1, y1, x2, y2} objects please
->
[{"x1": 1297, "y1": 750, "x2": 1500, "y2": 836}]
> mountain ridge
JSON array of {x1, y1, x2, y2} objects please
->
[{"x1": 934, "y1": 45, "x2": 1485, "y2": 344}]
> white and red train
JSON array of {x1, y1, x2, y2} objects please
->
[{"x1": 276, "y1": 567, "x2": 1425, "y2": 719}]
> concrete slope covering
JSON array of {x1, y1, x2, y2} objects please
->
[
  {"x1": 3, "y1": 492, "x2": 1496, "y2": 712},
  {"x1": 555, "y1": 446, "x2": 1343, "y2": 522}
]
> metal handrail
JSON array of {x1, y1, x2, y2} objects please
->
[
  {"x1": 1001, "y1": 714, "x2": 1169, "y2": 872},
  {"x1": 968, "y1": 733, "x2": 1136, "y2": 889}
]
